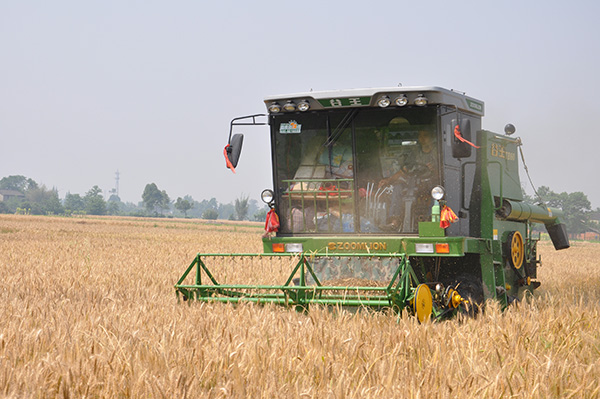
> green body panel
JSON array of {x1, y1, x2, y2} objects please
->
[
  {"x1": 482, "y1": 131, "x2": 523, "y2": 202},
  {"x1": 263, "y1": 236, "x2": 404, "y2": 254},
  {"x1": 263, "y1": 235, "x2": 488, "y2": 257},
  {"x1": 470, "y1": 131, "x2": 552, "y2": 305},
  {"x1": 418, "y1": 221, "x2": 445, "y2": 237}
]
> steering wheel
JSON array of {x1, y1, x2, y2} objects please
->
[{"x1": 403, "y1": 162, "x2": 432, "y2": 178}]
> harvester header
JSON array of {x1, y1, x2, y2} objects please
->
[{"x1": 178, "y1": 85, "x2": 569, "y2": 321}]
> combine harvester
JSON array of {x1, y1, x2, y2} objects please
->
[{"x1": 175, "y1": 86, "x2": 570, "y2": 321}]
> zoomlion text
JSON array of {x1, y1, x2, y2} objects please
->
[{"x1": 327, "y1": 241, "x2": 387, "y2": 251}]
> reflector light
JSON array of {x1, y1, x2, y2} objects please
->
[
  {"x1": 285, "y1": 243, "x2": 303, "y2": 253},
  {"x1": 435, "y1": 243, "x2": 450, "y2": 254},
  {"x1": 415, "y1": 243, "x2": 434, "y2": 253},
  {"x1": 272, "y1": 243, "x2": 285, "y2": 253},
  {"x1": 268, "y1": 102, "x2": 281, "y2": 113},
  {"x1": 377, "y1": 96, "x2": 391, "y2": 108},
  {"x1": 283, "y1": 101, "x2": 297, "y2": 112},
  {"x1": 414, "y1": 95, "x2": 428, "y2": 106},
  {"x1": 297, "y1": 100, "x2": 310, "y2": 112},
  {"x1": 394, "y1": 95, "x2": 408, "y2": 106}
]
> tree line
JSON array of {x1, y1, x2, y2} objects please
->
[
  {"x1": 527, "y1": 186, "x2": 599, "y2": 237},
  {"x1": 1, "y1": 175, "x2": 599, "y2": 235},
  {"x1": 0, "y1": 175, "x2": 267, "y2": 221}
]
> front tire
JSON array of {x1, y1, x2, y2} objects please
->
[{"x1": 451, "y1": 274, "x2": 484, "y2": 316}]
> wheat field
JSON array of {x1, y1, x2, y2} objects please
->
[{"x1": 1, "y1": 214, "x2": 599, "y2": 398}]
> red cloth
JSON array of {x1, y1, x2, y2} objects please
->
[
  {"x1": 454, "y1": 125, "x2": 480, "y2": 149},
  {"x1": 223, "y1": 144, "x2": 236, "y2": 173},
  {"x1": 265, "y1": 209, "x2": 280, "y2": 233},
  {"x1": 440, "y1": 205, "x2": 458, "y2": 229}
]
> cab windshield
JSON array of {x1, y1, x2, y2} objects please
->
[{"x1": 273, "y1": 107, "x2": 440, "y2": 235}]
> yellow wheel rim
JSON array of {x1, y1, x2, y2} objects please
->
[
  {"x1": 413, "y1": 284, "x2": 433, "y2": 323},
  {"x1": 510, "y1": 231, "x2": 524, "y2": 269}
]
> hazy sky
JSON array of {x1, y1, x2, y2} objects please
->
[{"x1": 2, "y1": 1, "x2": 599, "y2": 208}]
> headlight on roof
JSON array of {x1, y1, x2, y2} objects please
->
[
  {"x1": 377, "y1": 96, "x2": 391, "y2": 108},
  {"x1": 283, "y1": 101, "x2": 297, "y2": 112},
  {"x1": 414, "y1": 94, "x2": 428, "y2": 106},
  {"x1": 297, "y1": 100, "x2": 310, "y2": 112},
  {"x1": 394, "y1": 94, "x2": 408, "y2": 106},
  {"x1": 268, "y1": 102, "x2": 281, "y2": 113}
]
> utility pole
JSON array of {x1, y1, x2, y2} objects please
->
[
  {"x1": 114, "y1": 170, "x2": 120, "y2": 198},
  {"x1": 109, "y1": 170, "x2": 120, "y2": 199}
]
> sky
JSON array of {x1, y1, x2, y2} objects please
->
[{"x1": 1, "y1": 1, "x2": 600, "y2": 208}]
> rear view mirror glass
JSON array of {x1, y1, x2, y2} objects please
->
[
  {"x1": 452, "y1": 119, "x2": 472, "y2": 159},
  {"x1": 227, "y1": 133, "x2": 244, "y2": 168}
]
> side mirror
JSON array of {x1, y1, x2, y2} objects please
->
[
  {"x1": 226, "y1": 133, "x2": 244, "y2": 168},
  {"x1": 451, "y1": 118, "x2": 472, "y2": 159}
]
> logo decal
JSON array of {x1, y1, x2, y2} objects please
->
[
  {"x1": 280, "y1": 120, "x2": 302, "y2": 134},
  {"x1": 318, "y1": 97, "x2": 372, "y2": 108},
  {"x1": 466, "y1": 99, "x2": 484, "y2": 113}
]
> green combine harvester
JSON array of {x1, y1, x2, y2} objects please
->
[{"x1": 175, "y1": 86, "x2": 570, "y2": 321}]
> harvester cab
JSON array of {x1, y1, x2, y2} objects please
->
[{"x1": 176, "y1": 86, "x2": 569, "y2": 320}]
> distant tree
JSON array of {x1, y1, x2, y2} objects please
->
[
  {"x1": 174, "y1": 197, "x2": 193, "y2": 217},
  {"x1": 84, "y1": 185, "x2": 107, "y2": 215},
  {"x1": 207, "y1": 197, "x2": 218, "y2": 209},
  {"x1": 234, "y1": 195, "x2": 249, "y2": 221},
  {"x1": 25, "y1": 185, "x2": 63, "y2": 215},
  {"x1": 105, "y1": 194, "x2": 122, "y2": 215},
  {"x1": 142, "y1": 183, "x2": 161, "y2": 214},
  {"x1": 119, "y1": 201, "x2": 146, "y2": 216},
  {"x1": 142, "y1": 183, "x2": 170, "y2": 216},
  {"x1": 253, "y1": 207, "x2": 268, "y2": 222},
  {"x1": 202, "y1": 208, "x2": 219, "y2": 220},
  {"x1": 590, "y1": 208, "x2": 600, "y2": 234},
  {"x1": 64, "y1": 193, "x2": 85, "y2": 213},
  {"x1": 160, "y1": 190, "x2": 170, "y2": 213},
  {"x1": 0, "y1": 175, "x2": 38, "y2": 193},
  {"x1": 107, "y1": 201, "x2": 120, "y2": 215},
  {"x1": 218, "y1": 202, "x2": 234, "y2": 220},
  {"x1": 537, "y1": 186, "x2": 592, "y2": 236}
]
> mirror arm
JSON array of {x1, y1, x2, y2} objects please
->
[{"x1": 228, "y1": 114, "x2": 268, "y2": 144}]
